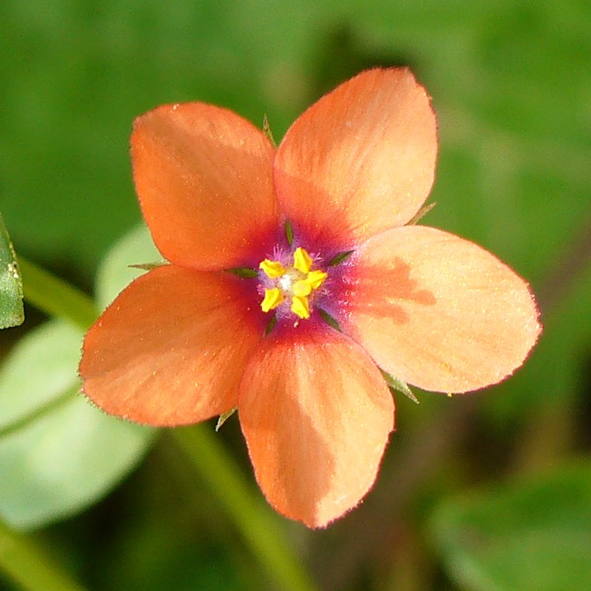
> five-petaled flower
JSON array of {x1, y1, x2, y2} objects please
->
[{"x1": 80, "y1": 69, "x2": 541, "y2": 528}]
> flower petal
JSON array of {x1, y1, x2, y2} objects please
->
[
  {"x1": 132, "y1": 103, "x2": 279, "y2": 270},
  {"x1": 336, "y1": 227, "x2": 541, "y2": 393},
  {"x1": 238, "y1": 325, "x2": 394, "y2": 528},
  {"x1": 80, "y1": 266, "x2": 265, "y2": 426},
  {"x1": 274, "y1": 68, "x2": 437, "y2": 250}
]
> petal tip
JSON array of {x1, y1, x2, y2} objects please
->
[
  {"x1": 275, "y1": 66, "x2": 439, "y2": 248},
  {"x1": 239, "y1": 329, "x2": 393, "y2": 528}
]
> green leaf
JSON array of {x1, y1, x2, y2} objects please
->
[
  {"x1": 0, "y1": 319, "x2": 156, "y2": 529},
  {"x1": 0, "y1": 321, "x2": 81, "y2": 431},
  {"x1": 0, "y1": 212, "x2": 24, "y2": 329},
  {"x1": 0, "y1": 395, "x2": 155, "y2": 530},
  {"x1": 430, "y1": 461, "x2": 591, "y2": 591}
]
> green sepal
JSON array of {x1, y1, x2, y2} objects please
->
[
  {"x1": 215, "y1": 408, "x2": 237, "y2": 432},
  {"x1": 226, "y1": 267, "x2": 259, "y2": 278},
  {"x1": 265, "y1": 314, "x2": 277, "y2": 335},
  {"x1": 328, "y1": 250, "x2": 354, "y2": 266},
  {"x1": 382, "y1": 371, "x2": 419, "y2": 404},
  {"x1": 318, "y1": 308, "x2": 341, "y2": 332},
  {"x1": 262, "y1": 114, "x2": 277, "y2": 148},
  {"x1": 129, "y1": 262, "x2": 165, "y2": 272},
  {"x1": 284, "y1": 220, "x2": 294, "y2": 245},
  {"x1": 408, "y1": 202, "x2": 436, "y2": 225}
]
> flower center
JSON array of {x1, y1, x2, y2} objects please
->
[{"x1": 259, "y1": 247, "x2": 328, "y2": 320}]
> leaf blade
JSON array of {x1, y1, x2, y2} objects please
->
[{"x1": 0, "y1": 212, "x2": 24, "y2": 329}]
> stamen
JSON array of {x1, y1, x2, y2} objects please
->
[
  {"x1": 258, "y1": 247, "x2": 326, "y2": 322},
  {"x1": 261, "y1": 288, "x2": 284, "y2": 312},
  {"x1": 306, "y1": 270, "x2": 327, "y2": 289},
  {"x1": 260, "y1": 259, "x2": 286, "y2": 278},
  {"x1": 291, "y1": 296, "x2": 310, "y2": 319},
  {"x1": 293, "y1": 247, "x2": 313, "y2": 274}
]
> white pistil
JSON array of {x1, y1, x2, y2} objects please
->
[{"x1": 278, "y1": 269, "x2": 303, "y2": 295}]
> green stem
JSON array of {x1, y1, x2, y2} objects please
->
[
  {"x1": 0, "y1": 517, "x2": 88, "y2": 591},
  {"x1": 17, "y1": 256, "x2": 98, "y2": 330},
  {"x1": 173, "y1": 427, "x2": 319, "y2": 591},
  {"x1": 18, "y1": 257, "x2": 319, "y2": 591}
]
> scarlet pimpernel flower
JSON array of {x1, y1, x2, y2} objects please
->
[{"x1": 80, "y1": 69, "x2": 541, "y2": 528}]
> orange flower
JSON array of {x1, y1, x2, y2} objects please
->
[{"x1": 80, "y1": 69, "x2": 541, "y2": 528}]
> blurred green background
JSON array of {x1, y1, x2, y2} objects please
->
[{"x1": 1, "y1": 0, "x2": 591, "y2": 590}]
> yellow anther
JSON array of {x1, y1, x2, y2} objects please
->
[
  {"x1": 306, "y1": 270, "x2": 328, "y2": 290},
  {"x1": 261, "y1": 288, "x2": 284, "y2": 312},
  {"x1": 291, "y1": 295, "x2": 310, "y2": 319},
  {"x1": 259, "y1": 259, "x2": 286, "y2": 278},
  {"x1": 293, "y1": 247, "x2": 313, "y2": 274},
  {"x1": 258, "y1": 248, "x2": 327, "y2": 321},
  {"x1": 293, "y1": 280, "x2": 312, "y2": 297}
]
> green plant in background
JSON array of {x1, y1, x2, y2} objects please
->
[
  {"x1": 1, "y1": 0, "x2": 591, "y2": 590},
  {"x1": 432, "y1": 462, "x2": 591, "y2": 591}
]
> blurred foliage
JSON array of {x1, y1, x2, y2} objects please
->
[
  {"x1": 0, "y1": 319, "x2": 155, "y2": 529},
  {"x1": 432, "y1": 461, "x2": 591, "y2": 591},
  {"x1": 1, "y1": 0, "x2": 591, "y2": 590}
]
